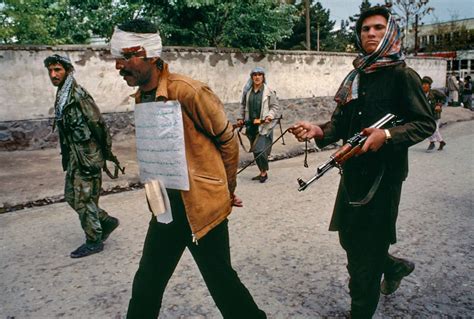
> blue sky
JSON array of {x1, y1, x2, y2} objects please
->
[{"x1": 318, "y1": 0, "x2": 474, "y2": 25}]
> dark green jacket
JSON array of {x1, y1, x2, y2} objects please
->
[
  {"x1": 426, "y1": 89, "x2": 446, "y2": 120},
  {"x1": 316, "y1": 63, "x2": 436, "y2": 242},
  {"x1": 55, "y1": 81, "x2": 114, "y2": 174}
]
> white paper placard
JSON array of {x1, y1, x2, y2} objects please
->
[{"x1": 134, "y1": 101, "x2": 189, "y2": 190}]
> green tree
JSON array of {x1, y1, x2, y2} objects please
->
[
  {"x1": 0, "y1": 0, "x2": 131, "y2": 44},
  {"x1": 330, "y1": 19, "x2": 354, "y2": 52},
  {"x1": 1, "y1": 0, "x2": 296, "y2": 50},
  {"x1": 277, "y1": 1, "x2": 335, "y2": 51},
  {"x1": 1, "y1": 0, "x2": 63, "y2": 44},
  {"x1": 134, "y1": 0, "x2": 297, "y2": 50}
]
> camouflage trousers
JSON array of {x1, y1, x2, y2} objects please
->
[{"x1": 64, "y1": 166, "x2": 110, "y2": 243}]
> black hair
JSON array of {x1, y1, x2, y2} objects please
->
[
  {"x1": 43, "y1": 54, "x2": 74, "y2": 72},
  {"x1": 356, "y1": 6, "x2": 391, "y2": 36},
  {"x1": 118, "y1": 19, "x2": 158, "y2": 34},
  {"x1": 422, "y1": 76, "x2": 433, "y2": 85}
]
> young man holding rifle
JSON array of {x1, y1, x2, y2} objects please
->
[{"x1": 290, "y1": 6, "x2": 435, "y2": 318}]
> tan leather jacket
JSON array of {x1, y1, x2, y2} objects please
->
[{"x1": 134, "y1": 64, "x2": 239, "y2": 240}]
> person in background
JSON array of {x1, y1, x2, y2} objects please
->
[
  {"x1": 237, "y1": 67, "x2": 280, "y2": 183},
  {"x1": 422, "y1": 76, "x2": 447, "y2": 151},
  {"x1": 462, "y1": 75, "x2": 472, "y2": 110},
  {"x1": 290, "y1": 6, "x2": 435, "y2": 318},
  {"x1": 44, "y1": 54, "x2": 120, "y2": 258},
  {"x1": 447, "y1": 73, "x2": 459, "y2": 106}
]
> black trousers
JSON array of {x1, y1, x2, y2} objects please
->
[
  {"x1": 339, "y1": 230, "x2": 408, "y2": 319},
  {"x1": 127, "y1": 191, "x2": 266, "y2": 319}
]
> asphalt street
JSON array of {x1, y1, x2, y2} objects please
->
[{"x1": 1, "y1": 120, "x2": 473, "y2": 318}]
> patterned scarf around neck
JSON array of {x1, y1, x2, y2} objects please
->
[
  {"x1": 54, "y1": 73, "x2": 75, "y2": 120},
  {"x1": 334, "y1": 14, "x2": 405, "y2": 106}
]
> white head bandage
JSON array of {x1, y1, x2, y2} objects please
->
[{"x1": 110, "y1": 27, "x2": 162, "y2": 58}]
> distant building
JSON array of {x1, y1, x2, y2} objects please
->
[{"x1": 406, "y1": 18, "x2": 474, "y2": 79}]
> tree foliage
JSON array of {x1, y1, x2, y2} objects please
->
[
  {"x1": 131, "y1": 0, "x2": 297, "y2": 51},
  {"x1": 1, "y1": 0, "x2": 363, "y2": 53},
  {"x1": 0, "y1": 0, "x2": 135, "y2": 44},
  {"x1": 278, "y1": 1, "x2": 335, "y2": 51},
  {"x1": 1, "y1": 0, "x2": 297, "y2": 51}
]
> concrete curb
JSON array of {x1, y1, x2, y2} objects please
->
[{"x1": 0, "y1": 107, "x2": 472, "y2": 213}]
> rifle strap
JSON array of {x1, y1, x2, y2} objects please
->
[
  {"x1": 104, "y1": 164, "x2": 119, "y2": 179},
  {"x1": 343, "y1": 164, "x2": 386, "y2": 207},
  {"x1": 236, "y1": 128, "x2": 251, "y2": 153},
  {"x1": 304, "y1": 140, "x2": 309, "y2": 168},
  {"x1": 237, "y1": 128, "x2": 290, "y2": 175}
]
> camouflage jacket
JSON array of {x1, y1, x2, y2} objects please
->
[{"x1": 54, "y1": 80, "x2": 115, "y2": 175}]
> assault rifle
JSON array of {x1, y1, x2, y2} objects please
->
[{"x1": 297, "y1": 113, "x2": 399, "y2": 191}]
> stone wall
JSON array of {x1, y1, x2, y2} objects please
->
[
  {"x1": 0, "y1": 45, "x2": 446, "y2": 150},
  {"x1": 0, "y1": 97, "x2": 336, "y2": 150}
]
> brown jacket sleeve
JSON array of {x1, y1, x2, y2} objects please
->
[{"x1": 189, "y1": 86, "x2": 239, "y2": 194}]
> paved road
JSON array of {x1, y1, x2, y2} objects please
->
[{"x1": 1, "y1": 121, "x2": 473, "y2": 318}]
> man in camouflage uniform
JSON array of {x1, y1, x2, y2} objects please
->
[{"x1": 44, "y1": 54, "x2": 121, "y2": 258}]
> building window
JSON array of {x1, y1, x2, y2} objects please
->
[
  {"x1": 447, "y1": 60, "x2": 452, "y2": 71},
  {"x1": 421, "y1": 36, "x2": 428, "y2": 45},
  {"x1": 445, "y1": 33, "x2": 452, "y2": 43},
  {"x1": 461, "y1": 60, "x2": 468, "y2": 70},
  {"x1": 453, "y1": 60, "x2": 459, "y2": 70},
  {"x1": 436, "y1": 34, "x2": 442, "y2": 44},
  {"x1": 429, "y1": 35, "x2": 435, "y2": 44}
]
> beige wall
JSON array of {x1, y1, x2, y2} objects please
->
[{"x1": 0, "y1": 45, "x2": 447, "y2": 122}]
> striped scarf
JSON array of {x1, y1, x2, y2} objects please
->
[
  {"x1": 54, "y1": 73, "x2": 75, "y2": 120},
  {"x1": 334, "y1": 14, "x2": 405, "y2": 106}
]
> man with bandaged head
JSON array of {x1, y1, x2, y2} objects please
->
[
  {"x1": 290, "y1": 6, "x2": 435, "y2": 317},
  {"x1": 110, "y1": 19, "x2": 266, "y2": 318},
  {"x1": 44, "y1": 54, "x2": 120, "y2": 258}
]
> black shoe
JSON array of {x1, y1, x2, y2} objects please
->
[
  {"x1": 380, "y1": 259, "x2": 415, "y2": 295},
  {"x1": 101, "y1": 216, "x2": 120, "y2": 242},
  {"x1": 259, "y1": 174, "x2": 268, "y2": 183},
  {"x1": 251, "y1": 175, "x2": 261, "y2": 181},
  {"x1": 70, "y1": 242, "x2": 104, "y2": 258},
  {"x1": 427, "y1": 142, "x2": 435, "y2": 151},
  {"x1": 438, "y1": 141, "x2": 446, "y2": 151}
]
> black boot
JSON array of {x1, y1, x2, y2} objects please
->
[
  {"x1": 101, "y1": 216, "x2": 120, "y2": 241},
  {"x1": 381, "y1": 258, "x2": 415, "y2": 295},
  {"x1": 438, "y1": 141, "x2": 446, "y2": 151},
  {"x1": 427, "y1": 142, "x2": 435, "y2": 151},
  {"x1": 70, "y1": 242, "x2": 104, "y2": 258}
]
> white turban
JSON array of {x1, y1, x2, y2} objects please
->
[{"x1": 110, "y1": 27, "x2": 162, "y2": 58}]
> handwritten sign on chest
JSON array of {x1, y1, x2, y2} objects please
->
[{"x1": 134, "y1": 101, "x2": 189, "y2": 190}]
